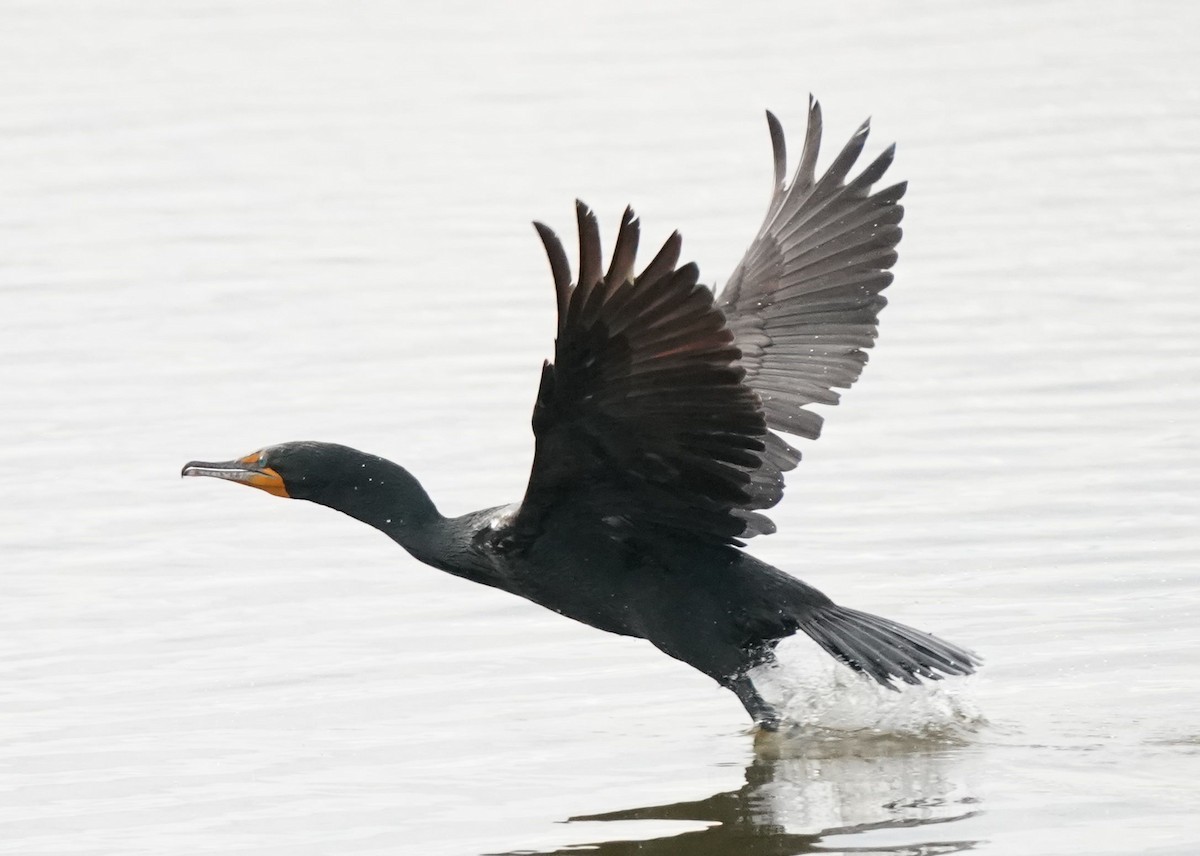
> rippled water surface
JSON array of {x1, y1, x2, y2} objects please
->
[{"x1": 3, "y1": 2, "x2": 1199, "y2": 854}]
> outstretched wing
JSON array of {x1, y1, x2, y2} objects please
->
[
  {"x1": 719, "y1": 97, "x2": 906, "y2": 517},
  {"x1": 510, "y1": 203, "x2": 772, "y2": 548},
  {"x1": 509, "y1": 102, "x2": 904, "y2": 547}
]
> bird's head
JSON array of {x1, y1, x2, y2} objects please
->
[
  {"x1": 183, "y1": 441, "x2": 440, "y2": 533},
  {"x1": 181, "y1": 441, "x2": 360, "y2": 502}
]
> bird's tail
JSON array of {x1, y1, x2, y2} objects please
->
[{"x1": 797, "y1": 603, "x2": 979, "y2": 688}]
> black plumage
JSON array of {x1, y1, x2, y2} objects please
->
[{"x1": 183, "y1": 98, "x2": 977, "y2": 728}]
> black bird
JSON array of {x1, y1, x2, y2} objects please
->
[{"x1": 183, "y1": 98, "x2": 977, "y2": 728}]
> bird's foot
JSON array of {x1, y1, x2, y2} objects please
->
[{"x1": 754, "y1": 715, "x2": 784, "y2": 733}]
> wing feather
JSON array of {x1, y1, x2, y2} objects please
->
[
  {"x1": 720, "y1": 97, "x2": 905, "y2": 465},
  {"x1": 513, "y1": 99, "x2": 905, "y2": 549},
  {"x1": 513, "y1": 207, "x2": 767, "y2": 547}
]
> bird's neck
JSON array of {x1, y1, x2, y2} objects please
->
[
  {"x1": 303, "y1": 450, "x2": 505, "y2": 589},
  {"x1": 305, "y1": 456, "x2": 444, "y2": 554}
]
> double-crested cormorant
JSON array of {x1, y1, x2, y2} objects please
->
[{"x1": 183, "y1": 98, "x2": 977, "y2": 728}]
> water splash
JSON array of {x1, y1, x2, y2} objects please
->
[{"x1": 748, "y1": 636, "x2": 987, "y2": 744}]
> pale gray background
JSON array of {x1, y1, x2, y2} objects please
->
[{"x1": 2, "y1": 2, "x2": 1198, "y2": 854}]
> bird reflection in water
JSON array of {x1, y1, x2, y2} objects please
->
[{"x1": 488, "y1": 734, "x2": 981, "y2": 856}]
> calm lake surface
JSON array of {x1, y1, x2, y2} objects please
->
[{"x1": 3, "y1": 2, "x2": 1199, "y2": 853}]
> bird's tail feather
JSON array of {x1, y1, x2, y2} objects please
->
[{"x1": 798, "y1": 604, "x2": 979, "y2": 689}]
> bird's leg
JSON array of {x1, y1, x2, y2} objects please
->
[{"x1": 729, "y1": 674, "x2": 783, "y2": 732}]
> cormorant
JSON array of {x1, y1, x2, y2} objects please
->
[{"x1": 183, "y1": 98, "x2": 977, "y2": 728}]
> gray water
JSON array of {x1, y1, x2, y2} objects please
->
[{"x1": 3, "y1": 2, "x2": 1199, "y2": 853}]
